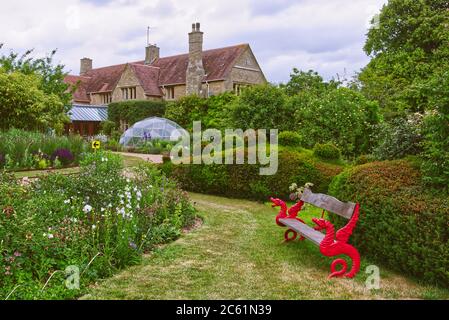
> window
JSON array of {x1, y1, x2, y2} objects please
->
[
  {"x1": 165, "y1": 87, "x2": 175, "y2": 100},
  {"x1": 121, "y1": 87, "x2": 137, "y2": 100},
  {"x1": 101, "y1": 93, "x2": 112, "y2": 104},
  {"x1": 233, "y1": 83, "x2": 249, "y2": 96}
]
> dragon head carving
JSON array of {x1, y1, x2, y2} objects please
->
[
  {"x1": 312, "y1": 218, "x2": 328, "y2": 231},
  {"x1": 270, "y1": 198, "x2": 285, "y2": 208}
]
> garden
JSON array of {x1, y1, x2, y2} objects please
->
[
  {"x1": 0, "y1": 151, "x2": 196, "y2": 299},
  {"x1": 0, "y1": 0, "x2": 448, "y2": 300}
]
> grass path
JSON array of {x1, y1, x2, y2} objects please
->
[{"x1": 83, "y1": 193, "x2": 449, "y2": 300}]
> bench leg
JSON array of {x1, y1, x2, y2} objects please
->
[
  {"x1": 284, "y1": 229, "x2": 305, "y2": 242},
  {"x1": 327, "y1": 246, "x2": 361, "y2": 279}
]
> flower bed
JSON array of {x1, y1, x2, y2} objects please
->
[
  {"x1": 0, "y1": 129, "x2": 88, "y2": 170},
  {"x1": 0, "y1": 151, "x2": 196, "y2": 299}
]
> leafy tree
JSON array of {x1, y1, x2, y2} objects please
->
[
  {"x1": 164, "y1": 93, "x2": 236, "y2": 131},
  {"x1": 359, "y1": 0, "x2": 449, "y2": 118},
  {"x1": 291, "y1": 87, "x2": 380, "y2": 157},
  {"x1": 280, "y1": 69, "x2": 338, "y2": 96},
  {"x1": 0, "y1": 44, "x2": 72, "y2": 108},
  {"x1": 229, "y1": 84, "x2": 292, "y2": 131},
  {"x1": 0, "y1": 70, "x2": 67, "y2": 132},
  {"x1": 421, "y1": 70, "x2": 449, "y2": 187}
]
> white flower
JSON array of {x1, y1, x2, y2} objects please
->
[
  {"x1": 92, "y1": 225, "x2": 97, "y2": 230},
  {"x1": 83, "y1": 204, "x2": 93, "y2": 213},
  {"x1": 64, "y1": 199, "x2": 70, "y2": 204},
  {"x1": 101, "y1": 207, "x2": 105, "y2": 212},
  {"x1": 47, "y1": 234, "x2": 54, "y2": 239}
]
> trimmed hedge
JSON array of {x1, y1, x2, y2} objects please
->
[
  {"x1": 108, "y1": 100, "x2": 167, "y2": 127},
  {"x1": 278, "y1": 131, "x2": 302, "y2": 147},
  {"x1": 329, "y1": 160, "x2": 449, "y2": 288},
  {"x1": 161, "y1": 149, "x2": 343, "y2": 201},
  {"x1": 313, "y1": 143, "x2": 341, "y2": 160}
]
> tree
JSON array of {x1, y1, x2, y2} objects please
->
[
  {"x1": 0, "y1": 44, "x2": 72, "y2": 108},
  {"x1": 0, "y1": 70, "x2": 67, "y2": 131},
  {"x1": 229, "y1": 84, "x2": 292, "y2": 131},
  {"x1": 359, "y1": 0, "x2": 449, "y2": 118},
  {"x1": 421, "y1": 70, "x2": 449, "y2": 187},
  {"x1": 280, "y1": 69, "x2": 337, "y2": 96},
  {"x1": 291, "y1": 87, "x2": 380, "y2": 157}
]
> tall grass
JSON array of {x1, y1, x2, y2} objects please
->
[{"x1": 0, "y1": 129, "x2": 88, "y2": 169}]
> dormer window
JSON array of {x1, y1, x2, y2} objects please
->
[{"x1": 122, "y1": 87, "x2": 137, "y2": 100}]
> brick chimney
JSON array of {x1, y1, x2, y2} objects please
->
[
  {"x1": 186, "y1": 22, "x2": 205, "y2": 96},
  {"x1": 80, "y1": 58, "x2": 93, "y2": 75},
  {"x1": 145, "y1": 44, "x2": 160, "y2": 65}
]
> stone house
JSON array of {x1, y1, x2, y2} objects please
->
[{"x1": 64, "y1": 23, "x2": 267, "y2": 106}]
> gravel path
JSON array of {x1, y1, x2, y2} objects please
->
[{"x1": 113, "y1": 152, "x2": 163, "y2": 164}]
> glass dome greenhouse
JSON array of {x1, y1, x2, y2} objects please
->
[{"x1": 119, "y1": 117, "x2": 187, "y2": 147}]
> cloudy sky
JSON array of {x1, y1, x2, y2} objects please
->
[{"x1": 0, "y1": 0, "x2": 387, "y2": 83}]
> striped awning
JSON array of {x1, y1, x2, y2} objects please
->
[{"x1": 68, "y1": 104, "x2": 108, "y2": 122}]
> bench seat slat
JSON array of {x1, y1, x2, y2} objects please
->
[
  {"x1": 279, "y1": 218, "x2": 325, "y2": 246},
  {"x1": 300, "y1": 188, "x2": 356, "y2": 219}
]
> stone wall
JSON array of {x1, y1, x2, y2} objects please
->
[
  {"x1": 225, "y1": 47, "x2": 266, "y2": 91},
  {"x1": 112, "y1": 65, "x2": 147, "y2": 102}
]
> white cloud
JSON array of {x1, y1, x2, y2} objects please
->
[{"x1": 0, "y1": 0, "x2": 387, "y2": 81}]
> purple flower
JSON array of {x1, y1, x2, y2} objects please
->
[
  {"x1": 129, "y1": 241, "x2": 138, "y2": 250},
  {"x1": 51, "y1": 149, "x2": 74, "y2": 165},
  {"x1": 13, "y1": 251, "x2": 21, "y2": 257}
]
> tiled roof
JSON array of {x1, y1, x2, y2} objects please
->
[
  {"x1": 65, "y1": 44, "x2": 249, "y2": 103},
  {"x1": 64, "y1": 75, "x2": 91, "y2": 103},
  {"x1": 150, "y1": 44, "x2": 248, "y2": 85},
  {"x1": 68, "y1": 105, "x2": 108, "y2": 122},
  {"x1": 130, "y1": 64, "x2": 163, "y2": 96}
]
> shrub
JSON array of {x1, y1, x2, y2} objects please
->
[
  {"x1": 372, "y1": 113, "x2": 424, "y2": 160},
  {"x1": 329, "y1": 160, "x2": 449, "y2": 288},
  {"x1": 278, "y1": 131, "x2": 302, "y2": 147},
  {"x1": 0, "y1": 152, "x2": 196, "y2": 299},
  {"x1": 313, "y1": 143, "x2": 341, "y2": 160},
  {"x1": 51, "y1": 149, "x2": 74, "y2": 166},
  {"x1": 162, "y1": 149, "x2": 343, "y2": 201}
]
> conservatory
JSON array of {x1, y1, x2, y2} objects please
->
[{"x1": 119, "y1": 117, "x2": 187, "y2": 147}]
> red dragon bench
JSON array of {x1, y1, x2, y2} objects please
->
[{"x1": 271, "y1": 188, "x2": 360, "y2": 279}]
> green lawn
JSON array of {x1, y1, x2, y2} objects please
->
[{"x1": 82, "y1": 193, "x2": 449, "y2": 300}]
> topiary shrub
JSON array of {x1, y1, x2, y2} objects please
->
[
  {"x1": 329, "y1": 160, "x2": 449, "y2": 288},
  {"x1": 313, "y1": 143, "x2": 341, "y2": 160},
  {"x1": 278, "y1": 131, "x2": 302, "y2": 147}
]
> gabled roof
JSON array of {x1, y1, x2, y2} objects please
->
[
  {"x1": 130, "y1": 64, "x2": 163, "y2": 96},
  {"x1": 65, "y1": 44, "x2": 250, "y2": 103}
]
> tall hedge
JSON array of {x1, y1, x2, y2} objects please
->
[
  {"x1": 329, "y1": 160, "x2": 449, "y2": 288},
  {"x1": 108, "y1": 100, "x2": 167, "y2": 126},
  {"x1": 161, "y1": 149, "x2": 343, "y2": 201}
]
